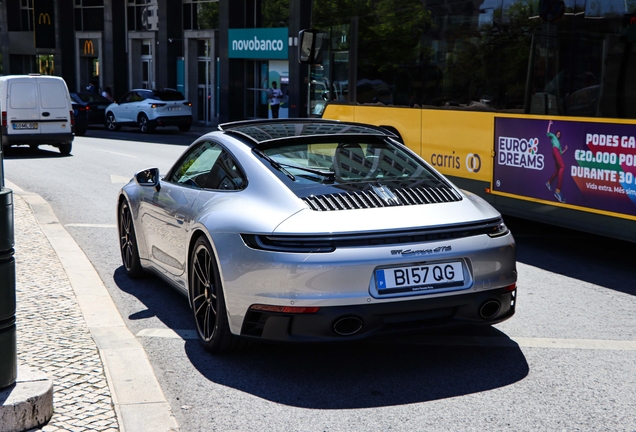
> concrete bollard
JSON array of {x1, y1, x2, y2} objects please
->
[{"x1": 0, "y1": 188, "x2": 16, "y2": 389}]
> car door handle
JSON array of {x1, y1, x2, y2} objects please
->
[{"x1": 42, "y1": 112, "x2": 50, "y2": 117}]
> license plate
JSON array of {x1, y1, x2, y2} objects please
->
[
  {"x1": 12, "y1": 122, "x2": 38, "y2": 130},
  {"x1": 375, "y1": 261, "x2": 465, "y2": 294},
  {"x1": 168, "y1": 106, "x2": 181, "y2": 111},
  {"x1": 97, "y1": 105, "x2": 107, "y2": 109}
]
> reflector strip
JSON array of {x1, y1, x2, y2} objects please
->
[{"x1": 249, "y1": 304, "x2": 320, "y2": 314}]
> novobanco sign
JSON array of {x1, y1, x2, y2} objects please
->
[{"x1": 228, "y1": 28, "x2": 288, "y2": 60}]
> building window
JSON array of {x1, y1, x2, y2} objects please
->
[
  {"x1": 128, "y1": 0, "x2": 159, "y2": 31},
  {"x1": 37, "y1": 55, "x2": 55, "y2": 75},
  {"x1": 75, "y1": 0, "x2": 105, "y2": 31},
  {"x1": 183, "y1": 0, "x2": 219, "y2": 30},
  {"x1": 21, "y1": 0, "x2": 34, "y2": 31}
]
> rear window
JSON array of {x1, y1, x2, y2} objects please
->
[
  {"x1": 10, "y1": 82, "x2": 37, "y2": 109},
  {"x1": 259, "y1": 136, "x2": 447, "y2": 191},
  {"x1": 150, "y1": 90, "x2": 185, "y2": 101},
  {"x1": 39, "y1": 82, "x2": 68, "y2": 109},
  {"x1": 75, "y1": 93, "x2": 110, "y2": 103}
]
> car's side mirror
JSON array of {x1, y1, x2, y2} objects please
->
[
  {"x1": 298, "y1": 29, "x2": 320, "y2": 64},
  {"x1": 135, "y1": 168, "x2": 161, "y2": 192}
]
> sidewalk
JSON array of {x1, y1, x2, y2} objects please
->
[{"x1": 7, "y1": 184, "x2": 179, "y2": 432}]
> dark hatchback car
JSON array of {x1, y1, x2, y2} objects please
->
[
  {"x1": 70, "y1": 93, "x2": 111, "y2": 125},
  {"x1": 72, "y1": 102, "x2": 88, "y2": 136}
]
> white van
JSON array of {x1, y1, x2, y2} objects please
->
[{"x1": 0, "y1": 74, "x2": 74, "y2": 155}]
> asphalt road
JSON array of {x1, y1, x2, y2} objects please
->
[{"x1": 4, "y1": 128, "x2": 636, "y2": 431}]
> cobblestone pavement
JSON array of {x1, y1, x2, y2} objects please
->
[{"x1": 14, "y1": 194, "x2": 119, "y2": 432}]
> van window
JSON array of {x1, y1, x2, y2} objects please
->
[
  {"x1": 39, "y1": 82, "x2": 68, "y2": 109},
  {"x1": 10, "y1": 83, "x2": 37, "y2": 109}
]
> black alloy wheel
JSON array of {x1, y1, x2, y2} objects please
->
[
  {"x1": 189, "y1": 235, "x2": 238, "y2": 353},
  {"x1": 106, "y1": 112, "x2": 120, "y2": 131},
  {"x1": 138, "y1": 113, "x2": 155, "y2": 134},
  {"x1": 118, "y1": 200, "x2": 144, "y2": 278}
]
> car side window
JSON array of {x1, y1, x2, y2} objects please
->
[
  {"x1": 169, "y1": 141, "x2": 223, "y2": 188},
  {"x1": 119, "y1": 93, "x2": 132, "y2": 104},
  {"x1": 205, "y1": 150, "x2": 247, "y2": 191}
]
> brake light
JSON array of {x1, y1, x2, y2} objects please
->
[
  {"x1": 183, "y1": 101, "x2": 192, "y2": 107},
  {"x1": 503, "y1": 283, "x2": 516, "y2": 292},
  {"x1": 249, "y1": 304, "x2": 320, "y2": 314},
  {"x1": 150, "y1": 103, "x2": 166, "y2": 108},
  {"x1": 70, "y1": 110, "x2": 75, "y2": 126},
  {"x1": 85, "y1": 106, "x2": 91, "y2": 111},
  {"x1": 1, "y1": 111, "x2": 6, "y2": 127}
]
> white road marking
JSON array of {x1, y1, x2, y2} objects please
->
[
  {"x1": 135, "y1": 328, "x2": 636, "y2": 350},
  {"x1": 110, "y1": 174, "x2": 132, "y2": 184},
  {"x1": 65, "y1": 223, "x2": 117, "y2": 228},
  {"x1": 95, "y1": 149, "x2": 137, "y2": 158}
]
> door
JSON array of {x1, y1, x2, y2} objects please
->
[
  {"x1": 197, "y1": 39, "x2": 213, "y2": 125},
  {"x1": 140, "y1": 181, "x2": 200, "y2": 276},
  {"x1": 37, "y1": 79, "x2": 71, "y2": 135},
  {"x1": 7, "y1": 80, "x2": 40, "y2": 137},
  {"x1": 141, "y1": 40, "x2": 153, "y2": 89}
]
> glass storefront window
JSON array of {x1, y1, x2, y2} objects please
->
[
  {"x1": 312, "y1": 0, "x2": 636, "y2": 119},
  {"x1": 183, "y1": 0, "x2": 219, "y2": 30}
]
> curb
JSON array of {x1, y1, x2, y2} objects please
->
[
  {"x1": 6, "y1": 180, "x2": 179, "y2": 432},
  {"x1": 0, "y1": 366, "x2": 53, "y2": 432}
]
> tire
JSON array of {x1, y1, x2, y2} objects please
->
[
  {"x1": 58, "y1": 143, "x2": 72, "y2": 155},
  {"x1": 178, "y1": 123, "x2": 191, "y2": 132},
  {"x1": 138, "y1": 113, "x2": 155, "y2": 134},
  {"x1": 189, "y1": 235, "x2": 240, "y2": 353},
  {"x1": 118, "y1": 200, "x2": 144, "y2": 278},
  {"x1": 105, "y1": 112, "x2": 120, "y2": 131}
]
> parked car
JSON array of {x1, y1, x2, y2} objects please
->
[
  {"x1": 0, "y1": 74, "x2": 74, "y2": 155},
  {"x1": 70, "y1": 92, "x2": 111, "y2": 125},
  {"x1": 72, "y1": 102, "x2": 88, "y2": 136},
  {"x1": 117, "y1": 119, "x2": 517, "y2": 353},
  {"x1": 105, "y1": 88, "x2": 192, "y2": 133}
]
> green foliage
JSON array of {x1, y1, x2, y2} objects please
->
[
  {"x1": 197, "y1": 2, "x2": 219, "y2": 30},
  {"x1": 262, "y1": 0, "x2": 290, "y2": 28}
]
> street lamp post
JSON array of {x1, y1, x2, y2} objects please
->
[{"x1": 0, "y1": 145, "x2": 17, "y2": 389}]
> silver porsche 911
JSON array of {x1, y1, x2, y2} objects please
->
[{"x1": 117, "y1": 119, "x2": 517, "y2": 353}]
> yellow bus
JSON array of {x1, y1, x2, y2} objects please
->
[{"x1": 303, "y1": 0, "x2": 636, "y2": 242}]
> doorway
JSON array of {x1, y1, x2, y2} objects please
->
[{"x1": 197, "y1": 39, "x2": 214, "y2": 125}]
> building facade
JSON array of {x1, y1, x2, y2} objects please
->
[{"x1": 0, "y1": 0, "x2": 311, "y2": 125}]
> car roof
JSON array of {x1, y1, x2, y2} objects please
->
[{"x1": 217, "y1": 119, "x2": 397, "y2": 146}]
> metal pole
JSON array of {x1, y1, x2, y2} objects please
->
[{"x1": 0, "y1": 143, "x2": 17, "y2": 389}]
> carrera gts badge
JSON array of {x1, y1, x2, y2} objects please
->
[{"x1": 391, "y1": 246, "x2": 452, "y2": 256}]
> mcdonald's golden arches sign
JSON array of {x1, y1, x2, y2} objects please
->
[{"x1": 34, "y1": 0, "x2": 55, "y2": 49}]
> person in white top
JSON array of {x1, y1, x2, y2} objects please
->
[
  {"x1": 102, "y1": 86, "x2": 114, "y2": 102},
  {"x1": 268, "y1": 81, "x2": 284, "y2": 118}
]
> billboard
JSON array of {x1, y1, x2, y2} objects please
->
[
  {"x1": 493, "y1": 117, "x2": 636, "y2": 218},
  {"x1": 228, "y1": 28, "x2": 288, "y2": 60}
]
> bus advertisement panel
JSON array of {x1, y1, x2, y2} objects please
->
[{"x1": 493, "y1": 117, "x2": 636, "y2": 219}]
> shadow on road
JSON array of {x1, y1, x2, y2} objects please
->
[
  {"x1": 505, "y1": 215, "x2": 636, "y2": 297},
  {"x1": 113, "y1": 267, "x2": 529, "y2": 409},
  {"x1": 3, "y1": 146, "x2": 72, "y2": 159}
]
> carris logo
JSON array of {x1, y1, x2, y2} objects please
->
[{"x1": 466, "y1": 153, "x2": 482, "y2": 173}]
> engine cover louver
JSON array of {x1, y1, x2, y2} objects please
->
[{"x1": 302, "y1": 186, "x2": 462, "y2": 211}]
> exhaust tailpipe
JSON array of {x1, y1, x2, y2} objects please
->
[
  {"x1": 479, "y1": 300, "x2": 501, "y2": 319},
  {"x1": 333, "y1": 317, "x2": 363, "y2": 336}
]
